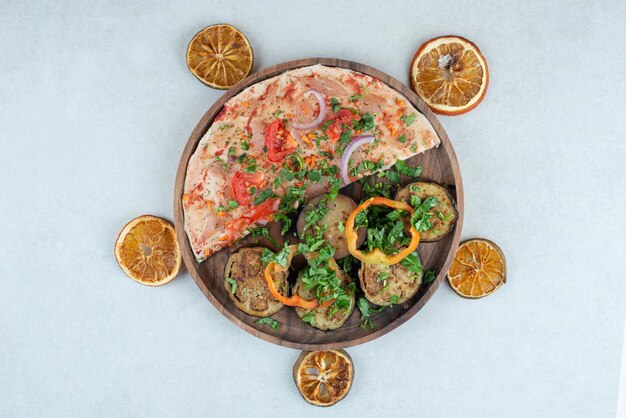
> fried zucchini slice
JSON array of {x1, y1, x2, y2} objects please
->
[
  {"x1": 224, "y1": 247, "x2": 288, "y2": 317},
  {"x1": 296, "y1": 194, "x2": 365, "y2": 259},
  {"x1": 359, "y1": 260, "x2": 422, "y2": 306},
  {"x1": 395, "y1": 181, "x2": 458, "y2": 242},
  {"x1": 293, "y1": 268, "x2": 356, "y2": 331}
]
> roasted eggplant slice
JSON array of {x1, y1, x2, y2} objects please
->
[
  {"x1": 359, "y1": 260, "x2": 422, "y2": 306},
  {"x1": 224, "y1": 247, "x2": 288, "y2": 317},
  {"x1": 293, "y1": 268, "x2": 355, "y2": 331},
  {"x1": 395, "y1": 181, "x2": 458, "y2": 242},
  {"x1": 296, "y1": 194, "x2": 365, "y2": 259}
]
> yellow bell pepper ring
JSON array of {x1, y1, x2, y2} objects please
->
[{"x1": 344, "y1": 197, "x2": 420, "y2": 265}]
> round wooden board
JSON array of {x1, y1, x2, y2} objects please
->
[{"x1": 173, "y1": 58, "x2": 463, "y2": 350}]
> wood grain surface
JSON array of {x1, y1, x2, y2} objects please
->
[{"x1": 173, "y1": 58, "x2": 464, "y2": 350}]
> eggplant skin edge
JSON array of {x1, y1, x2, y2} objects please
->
[{"x1": 395, "y1": 181, "x2": 458, "y2": 242}]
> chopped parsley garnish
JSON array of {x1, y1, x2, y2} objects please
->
[
  {"x1": 286, "y1": 154, "x2": 306, "y2": 175},
  {"x1": 400, "y1": 251, "x2": 423, "y2": 277},
  {"x1": 303, "y1": 200, "x2": 329, "y2": 233},
  {"x1": 400, "y1": 113, "x2": 416, "y2": 126},
  {"x1": 244, "y1": 158, "x2": 257, "y2": 173},
  {"x1": 301, "y1": 312, "x2": 315, "y2": 324},
  {"x1": 354, "y1": 203, "x2": 414, "y2": 256},
  {"x1": 359, "y1": 176, "x2": 393, "y2": 198},
  {"x1": 235, "y1": 153, "x2": 248, "y2": 163},
  {"x1": 261, "y1": 242, "x2": 291, "y2": 267},
  {"x1": 386, "y1": 209, "x2": 407, "y2": 221},
  {"x1": 327, "y1": 176, "x2": 342, "y2": 200},
  {"x1": 321, "y1": 120, "x2": 333, "y2": 132},
  {"x1": 307, "y1": 170, "x2": 322, "y2": 183},
  {"x1": 255, "y1": 317, "x2": 279, "y2": 331},
  {"x1": 219, "y1": 123, "x2": 232, "y2": 131},
  {"x1": 338, "y1": 255, "x2": 359, "y2": 279},
  {"x1": 389, "y1": 294, "x2": 401, "y2": 304},
  {"x1": 240, "y1": 140, "x2": 250, "y2": 150},
  {"x1": 354, "y1": 208, "x2": 369, "y2": 229},
  {"x1": 299, "y1": 227, "x2": 353, "y2": 311},
  {"x1": 353, "y1": 113, "x2": 375, "y2": 132},
  {"x1": 357, "y1": 296, "x2": 384, "y2": 330},
  {"x1": 330, "y1": 98, "x2": 341, "y2": 113},
  {"x1": 396, "y1": 134, "x2": 407, "y2": 143},
  {"x1": 350, "y1": 160, "x2": 383, "y2": 176},
  {"x1": 350, "y1": 93, "x2": 363, "y2": 102},
  {"x1": 225, "y1": 277, "x2": 237, "y2": 294},
  {"x1": 337, "y1": 220, "x2": 345, "y2": 233},
  {"x1": 227, "y1": 147, "x2": 236, "y2": 157},
  {"x1": 337, "y1": 127, "x2": 352, "y2": 156},
  {"x1": 377, "y1": 271, "x2": 390, "y2": 282},
  {"x1": 273, "y1": 109, "x2": 284, "y2": 119},
  {"x1": 248, "y1": 226, "x2": 279, "y2": 248},
  {"x1": 395, "y1": 160, "x2": 423, "y2": 177},
  {"x1": 423, "y1": 269, "x2": 437, "y2": 284},
  {"x1": 385, "y1": 169, "x2": 401, "y2": 183},
  {"x1": 275, "y1": 184, "x2": 307, "y2": 234},
  {"x1": 410, "y1": 196, "x2": 438, "y2": 232},
  {"x1": 253, "y1": 189, "x2": 276, "y2": 205},
  {"x1": 227, "y1": 200, "x2": 239, "y2": 209}
]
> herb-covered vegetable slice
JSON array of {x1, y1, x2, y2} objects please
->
[{"x1": 395, "y1": 181, "x2": 458, "y2": 242}]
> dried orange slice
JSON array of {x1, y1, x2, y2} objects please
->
[
  {"x1": 114, "y1": 215, "x2": 181, "y2": 286},
  {"x1": 447, "y1": 239, "x2": 506, "y2": 298},
  {"x1": 186, "y1": 24, "x2": 254, "y2": 89},
  {"x1": 410, "y1": 35, "x2": 489, "y2": 116},
  {"x1": 293, "y1": 350, "x2": 354, "y2": 407}
]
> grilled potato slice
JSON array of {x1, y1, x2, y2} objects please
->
[
  {"x1": 359, "y1": 260, "x2": 422, "y2": 306},
  {"x1": 296, "y1": 194, "x2": 365, "y2": 259},
  {"x1": 293, "y1": 268, "x2": 355, "y2": 331},
  {"x1": 224, "y1": 247, "x2": 288, "y2": 317},
  {"x1": 395, "y1": 181, "x2": 458, "y2": 242}
]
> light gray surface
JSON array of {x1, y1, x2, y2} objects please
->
[{"x1": 1, "y1": 0, "x2": 625, "y2": 416}]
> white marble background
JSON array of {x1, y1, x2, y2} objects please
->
[{"x1": 1, "y1": 0, "x2": 625, "y2": 416}]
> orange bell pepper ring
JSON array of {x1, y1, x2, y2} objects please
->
[
  {"x1": 345, "y1": 196, "x2": 420, "y2": 265},
  {"x1": 263, "y1": 245, "x2": 336, "y2": 309}
]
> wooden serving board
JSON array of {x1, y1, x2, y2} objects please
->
[{"x1": 173, "y1": 58, "x2": 463, "y2": 350}]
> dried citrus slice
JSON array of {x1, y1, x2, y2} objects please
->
[
  {"x1": 293, "y1": 350, "x2": 354, "y2": 407},
  {"x1": 410, "y1": 35, "x2": 489, "y2": 116},
  {"x1": 447, "y1": 239, "x2": 505, "y2": 298},
  {"x1": 186, "y1": 24, "x2": 254, "y2": 89},
  {"x1": 114, "y1": 215, "x2": 181, "y2": 286}
]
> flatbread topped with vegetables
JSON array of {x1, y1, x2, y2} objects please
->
[{"x1": 183, "y1": 64, "x2": 440, "y2": 262}]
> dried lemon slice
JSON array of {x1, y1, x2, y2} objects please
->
[
  {"x1": 114, "y1": 215, "x2": 181, "y2": 286},
  {"x1": 293, "y1": 350, "x2": 354, "y2": 407},
  {"x1": 447, "y1": 239, "x2": 506, "y2": 298},
  {"x1": 410, "y1": 35, "x2": 489, "y2": 115},
  {"x1": 186, "y1": 24, "x2": 254, "y2": 89}
]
